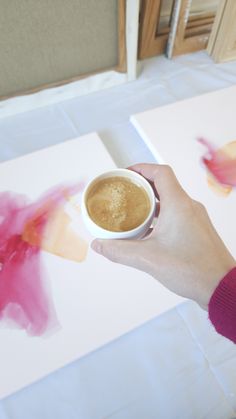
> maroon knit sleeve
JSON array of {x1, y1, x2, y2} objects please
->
[{"x1": 208, "y1": 267, "x2": 236, "y2": 344}]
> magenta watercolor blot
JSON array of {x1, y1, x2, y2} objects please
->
[
  {"x1": 0, "y1": 186, "x2": 81, "y2": 336},
  {"x1": 198, "y1": 138, "x2": 236, "y2": 187}
]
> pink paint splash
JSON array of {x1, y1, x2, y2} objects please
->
[
  {"x1": 198, "y1": 138, "x2": 236, "y2": 187},
  {"x1": 0, "y1": 185, "x2": 82, "y2": 336}
]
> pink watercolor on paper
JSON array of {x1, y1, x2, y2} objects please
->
[
  {"x1": 198, "y1": 138, "x2": 236, "y2": 195},
  {"x1": 0, "y1": 185, "x2": 88, "y2": 337}
]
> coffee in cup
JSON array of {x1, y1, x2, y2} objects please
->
[
  {"x1": 81, "y1": 169, "x2": 156, "y2": 239},
  {"x1": 86, "y1": 176, "x2": 151, "y2": 232}
]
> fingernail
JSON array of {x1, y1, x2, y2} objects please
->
[{"x1": 91, "y1": 240, "x2": 102, "y2": 254}]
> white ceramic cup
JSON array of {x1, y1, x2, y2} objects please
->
[{"x1": 81, "y1": 168, "x2": 156, "y2": 239}]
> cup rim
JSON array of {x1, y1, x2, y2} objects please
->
[{"x1": 81, "y1": 168, "x2": 156, "y2": 236}]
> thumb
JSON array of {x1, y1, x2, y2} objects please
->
[{"x1": 91, "y1": 238, "x2": 143, "y2": 269}]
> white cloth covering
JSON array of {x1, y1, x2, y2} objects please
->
[{"x1": 0, "y1": 51, "x2": 236, "y2": 418}]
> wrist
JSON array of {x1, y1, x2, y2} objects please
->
[{"x1": 199, "y1": 257, "x2": 236, "y2": 311}]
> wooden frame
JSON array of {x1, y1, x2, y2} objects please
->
[
  {"x1": 167, "y1": 0, "x2": 215, "y2": 58},
  {"x1": 207, "y1": 0, "x2": 236, "y2": 62},
  {"x1": 118, "y1": 0, "x2": 127, "y2": 72},
  {"x1": 139, "y1": 0, "x2": 173, "y2": 59},
  {"x1": 139, "y1": 0, "x2": 216, "y2": 59},
  {"x1": 0, "y1": 0, "x2": 126, "y2": 101}
]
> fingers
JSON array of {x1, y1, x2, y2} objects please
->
[
  {"x1": 128, "y1": 163, "x2": 160, "y2": 183},
  {"x1": 91, "y1": 238, "x2": 144, "y2": 270},
  {"x1": 155, "y1": 201, "x2": 160, "y2": 218},
  {"x1": 128, "y1": 164, "x2": 161, "y2": 199},
  {"x1": 129, "y1": 163, "x2": 187, "y2": 205},
  {"x1": 141, "y1": 227, "x2": 154, "y2": 239}
]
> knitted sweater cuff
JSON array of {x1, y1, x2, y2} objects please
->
[{"x1": 208, "y1": 267, "x2": 236, "y2": 344}]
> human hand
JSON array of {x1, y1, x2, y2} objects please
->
[{"x1": 91, "y1": 164, "x2": 235, "y2": 310}]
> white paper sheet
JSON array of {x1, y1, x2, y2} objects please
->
[
  {"x1": 131, "y1": 85, "x2": 236, "y2": 258},
  {"x1": 0, "y1": 132, "x2": 182, "y2": 399}
]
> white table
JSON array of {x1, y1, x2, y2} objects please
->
[{"x1": 1, "y1": 51, "x2": 236, "y2": 419}]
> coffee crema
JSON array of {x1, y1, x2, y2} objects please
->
[{"x1": 86, "y1": 176, "x2": 151, "y2": 232}]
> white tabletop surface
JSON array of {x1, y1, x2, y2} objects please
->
[{"x1": 1, "y1": 51, "x2": 236, "y2": 418}]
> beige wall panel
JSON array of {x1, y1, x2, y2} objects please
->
[{"x1": 0, "y1": 0, "x2": 118, "y2": 97}]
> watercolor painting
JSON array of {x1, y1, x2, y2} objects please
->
[
  {"x1": 199, "y1": 138, "x2": 236, "y2": 196},
  {"x1": 0, "y1": 134, "x2": 184, "y2": 399},
  {"x1": 0, "y1": 184, "x2": 89, "y2": 337}
]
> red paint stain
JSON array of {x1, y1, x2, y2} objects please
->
[
  {"x1": 0, "y1": 186, "x2": 82, "y2": 336},
  {"x1": 198, "y1": 138, "x2": 236, "y2": 187}
]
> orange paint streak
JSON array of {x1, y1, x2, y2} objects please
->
[
  {"x1": 199, "y1": 139, "x2": 236, "y2": 196},
  {"x1": 42, "y1": 207, "x2": 88, "y2": 263},
  {"x1": 22, "y1": 185, "x2": 88, "y2": 262}
]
